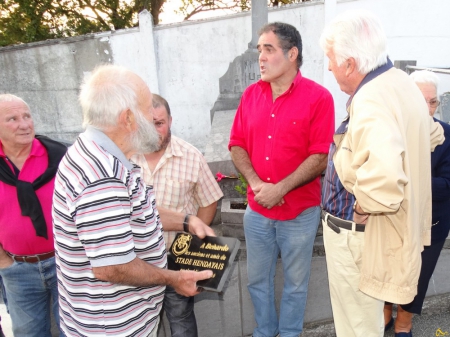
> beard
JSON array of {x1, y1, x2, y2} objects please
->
[
  {"x1": 157, "y1": 128, "x2": 171, "y2": 152},
  {"x1": 128, "y1": 110, "x2": 160, "y2": 154}
]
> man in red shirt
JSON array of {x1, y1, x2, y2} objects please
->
[
  {"x1": 0, "y1": 94, "x2": 66, "y2": 337},
  {"x1": 229, "y1": 22, "x2": 334, "y2": 337}
]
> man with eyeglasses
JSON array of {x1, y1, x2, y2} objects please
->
[{"x1": 384, "y1": 70, "x2": 450, "y2": 335}]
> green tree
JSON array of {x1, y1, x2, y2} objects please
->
[
  {"x1": 0, "y1": 0, "x2": 304, "y2": 46},
  {"x1": 0, "y1": 0, "x2": 165, "y2": 46}
]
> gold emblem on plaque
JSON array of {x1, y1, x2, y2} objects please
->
[{"x1": 172, "y1": 234, "x2": 192, "y2": 256}]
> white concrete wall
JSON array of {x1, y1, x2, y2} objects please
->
[
  {"x1": 0, "y1": 0, "x2": 449, "y2": 150},
  {"x1": 324, "y1": 0, "x2": 450, "y2": 122},
  {"x1": 152, "y1": 2, "x2": 325, "y2": 150}
]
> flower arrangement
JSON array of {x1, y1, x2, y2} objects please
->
[
  {"x1": 215, "y1": 172, "x2": 236, "y2": 181},
  {"x1": 216, "y1": 171, "x2": 248, "y2": 205},
  {"x1": 234, "y1": 173, "x2": 248, "y2": 205}
]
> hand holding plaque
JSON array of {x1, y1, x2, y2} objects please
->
[{"x1": 167, "y1": 234, "x2": 240, "y2": 293}]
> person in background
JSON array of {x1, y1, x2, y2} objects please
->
[
  {"x1": 319, "y1": 10, "x2": 444, "y2": 337},
  {"x1": 133, "y1": 94, "x2": 223, "y2": 337},
  {"x1": 0, "y1": 94, "x2": 66, "y2": 337},
  {"x1": 384, "y1": 70, "x2": 450, "y2": 336},
  {"x1": 229, "y1": 22, "x2": 335, "y2": 337},
  {"x1": 52, "y1": 64, "x2": 214, "y2": 337}
]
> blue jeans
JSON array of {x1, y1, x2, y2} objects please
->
[
  {"x1": 244, "y1": 206, "x2": 320, "y2": 337},
  {"x1": 163, "y1": 285, "x2": 198, "y2": 337},
  {"x1": 0, "y1": 257, "x2": 60, "y2": 337}
]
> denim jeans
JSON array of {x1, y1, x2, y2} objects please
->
[
  {"x1": 244, "y1": 205, "x2": 320, "y2": 337},
  {"x1": 0, "y1": 257, "x2": 60, "y2": 337},
  {"x1": 163, "y1": 285, "x2": 198, "y2": 337}
]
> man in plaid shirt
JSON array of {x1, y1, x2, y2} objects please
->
[{"x1": 133, "y1": 94, "x2": 223, "y2": 337}]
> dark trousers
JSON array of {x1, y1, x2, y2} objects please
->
[
  {"x1": 163, "y1": 285, "x2": 198, "y2": 337},
  {"x1": 401, "y1": 239, "x2": 446, "y2": 314}
]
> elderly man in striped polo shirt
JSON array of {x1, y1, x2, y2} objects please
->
[
  {"x1": 52, "y1": 64, "x2": 214, "y2": 337},
  {"x1": 133, "y1": 94, "x2": 223, "y2": 337}
]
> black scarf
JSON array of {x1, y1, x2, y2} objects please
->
[{"x1": 0, "y1": 135, "x2": 67, "y2": 239}]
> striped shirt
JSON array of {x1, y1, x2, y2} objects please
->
[
  {"x1": 133, "y1": 135, "x2": 223, "y2": 246},
  {"x1": 52, "y1": 126, "x2": 166, "y2": 336},
  {"x1": 322, "y1": 118, "x2": 355, "y2": 220}
]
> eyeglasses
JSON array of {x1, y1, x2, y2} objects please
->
[{"x1": 426, "y1": 99, "x2": 440, "y2": 108}]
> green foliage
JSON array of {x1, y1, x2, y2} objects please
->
[
  {"x1": 234, "y1": 173, "x2": 248, "y2": 205},
  {"x1": 0, "y1": 0, "x2": 305, "y2": 46},
  {"x1": 0, "y1": 0, "x2": 165, "y2": 46}
]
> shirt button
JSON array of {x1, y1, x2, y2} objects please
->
[
  {"x1": 267, "y1": 177, "x2": 271, "y2": 181},
  {"x1": 268, "y1": 135, "x2": 272, "y2": 139},
  {"x1": 271, "y1": 114, "x2": 275, "y2": 117},
  {"x1": 266, "y1": 157, "x2": 269, "y2": 160}
]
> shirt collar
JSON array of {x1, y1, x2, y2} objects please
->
[
  {"x1": 83, "y1": 126, "x2": 134, "y2": 170},
  {"x1": 0, "y1": 138, "x2": 45, "y2": 158},
  {"x1": 346, "y1": 57, "x2": 394, "y2": 109},
  {"x1": 258, "y1": 70, "x2": 303, "y2": 95},
  {"x1": 166, "y1": 136, "x2": 183, "y2": 158}
]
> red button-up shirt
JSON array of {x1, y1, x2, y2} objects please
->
[{"x1": 229, "y1": 71, "x2": 335, "y2": 220}]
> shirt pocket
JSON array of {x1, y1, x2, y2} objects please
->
[
  {"x1": 279, "y1": 118, "x2": 309, "y2": 150},
  {"x1": 159, "y1": 179, "x2": 195, "y2": 211}
]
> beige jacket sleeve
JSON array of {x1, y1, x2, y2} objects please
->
[{"x1": 349, "y1": 98, "x2": 408, "y2": 214}]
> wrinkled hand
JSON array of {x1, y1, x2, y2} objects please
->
[
  {"x1": 253, "y1": 182, "x2": 285, "y2": 209},
  {"x1": 173, "y1": 269, "x2": 214, "y2": 297},
  {"x1": 0, "y1": 244, "x2": 13, "y2": 269},
  {"x1": 353, "y1": 212, "x2": 369, "y2": 225},
  {"x1": 188, "y1": 215, "x2": 216, "y2": 238}
]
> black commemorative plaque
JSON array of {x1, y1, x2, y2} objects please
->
[{"x1": 167, "y1": 234, "x2": 240, "y2": 293}]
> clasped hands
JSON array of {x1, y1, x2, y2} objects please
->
[{"x1": 253, "y1": 181, "x2": 285, "y2": 210}]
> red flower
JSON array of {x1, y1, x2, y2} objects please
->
[{"x1": 216, "y1": 172, "x2": 226, "y2": 182}]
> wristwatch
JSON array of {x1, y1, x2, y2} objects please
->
[{"x1": 183, "y1": 214, "x2": 190, "y2": 233}]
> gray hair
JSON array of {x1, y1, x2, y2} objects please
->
[
  {"x1": 0, "y1": 94, "x2": 30, "y2": 111},
  {"x1": 152, "y1": 94, "x2": 171, "y2": 117},
  {"x1": 79, "y1": 64, "x2": 140, "y2": 129},
  {"x1": 410, "y1": 70, "x2": 439, "y2": 92},
  {"x1": 319, "y1": 9, "x2": 388, "y2": 75}
]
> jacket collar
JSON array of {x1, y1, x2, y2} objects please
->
[{"x1": 346, "y1": 58, "x2": 393, "y2": 109}]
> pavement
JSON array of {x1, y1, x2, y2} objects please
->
[
  {"x1": 1, "y1": 289, "x2": 449, "y2": 337},
  {"x1": 299, "y1": 311, "x2": 450, "y2": 337},
  {"x1": 299, "y1": 293, "x2": 450, "y2": 337}
]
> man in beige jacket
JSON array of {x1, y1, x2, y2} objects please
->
[{"x1": 319, "y1": 10, "x2": 444, "y2": 337}]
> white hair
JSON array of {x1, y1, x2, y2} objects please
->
[
  {"x1": 79, "y1": 64, "x2": 140, "y2": 129},
  {"x1": 319, "y1": 9, "x2": 388, "y2": 75},
  {"x1": 127, "y1": 107, "x2": 160, "y2": 154},
  {"x1": 0, "y1": 94, "x2": 30, "y2": 111},
  {"x1": 409, "y1": 70, "x2": 439, "y2": 92}
]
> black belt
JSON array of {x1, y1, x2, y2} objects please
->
[{"x1": 321, "y1": 210, "x2": 366, "y2": 233}]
